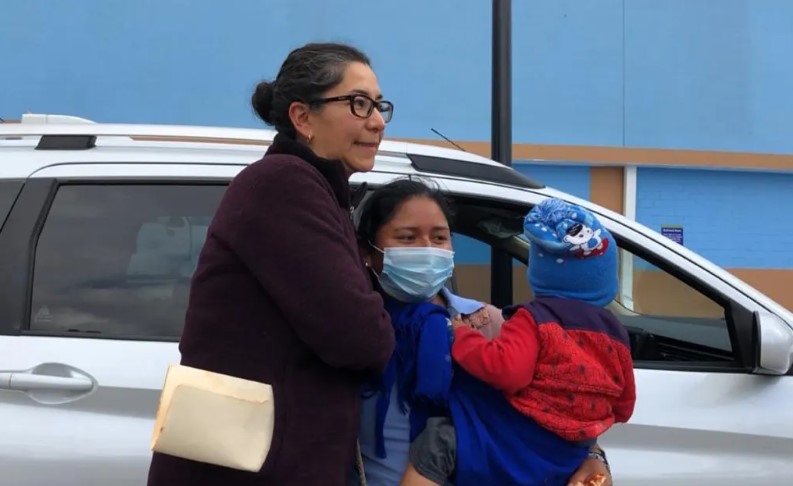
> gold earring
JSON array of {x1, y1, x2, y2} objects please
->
[{"x1": 307, "y1": 133, "x2": 313, "y2": 144}]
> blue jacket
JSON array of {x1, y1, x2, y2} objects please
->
[{"x1": 450, "y1": 369, "x2": 589, "y2": 486}]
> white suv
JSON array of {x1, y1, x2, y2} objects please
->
[{"x1": 1, "y1": 115, "x2": 792, "y2": 485}]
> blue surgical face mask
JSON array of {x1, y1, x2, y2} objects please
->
[{"x1": 371, "y1": 245, "x2": 455, "y2": 303}]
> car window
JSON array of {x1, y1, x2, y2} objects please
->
[
  {"x1": 29, "y1": 184, "x2": 226, "y2": 339},
  {"x1": 0, "y1": 180, "x2": 23, "y2": 231},
  {"x1": 449, "y1": 194, "x2": 735, "y2": 366},
  {"x1": 452, "y1": 233, "x2": 529, "y2": 304},
  {"x1": 611, "y1": 248, "x2": 733, "y2": 362}
]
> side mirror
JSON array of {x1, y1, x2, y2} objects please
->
[{"x1": 754, "y1": 311, "x2": 793, "y2": 375}]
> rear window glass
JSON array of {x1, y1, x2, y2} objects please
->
[
  {"x1": 0, "y1": 180, "x2": 23, "y2": 231},
  {"x1": 29, "y1": 184, "x2": 227, "y2": 339}
]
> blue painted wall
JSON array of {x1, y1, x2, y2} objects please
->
[
  {"x1": 3, "y1": 1, "x2": 793, "y2": 153},
  {"x1": 514, "y1": 163, "x2": 591, "y2": 201},
  {"x1": 637, "y1": 168, "x2": 793, "y2": 269},
  {"x1": 624, "y1": 0, "x2": 793, "y2": 152},
  {"x1": 4, "y1": 1, "x2": 793, "y2": 270},
  {"x1": 451, "y1": 236, "x2": 490, "y2": 265}
]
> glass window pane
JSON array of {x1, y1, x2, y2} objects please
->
[
  {"x1": 613, "y1": 248, "x2": 733, "y2": 360},
  {"x1": 0, "y1": 180, "x2": 22, "y2": 230},
  {"x1": 30, "y1": 184, "x2": 226, "y2": 339}
]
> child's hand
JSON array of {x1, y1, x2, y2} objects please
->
[
  {"x1": 451, "y1": 315, "x2": 467, "y2": 330},
  {"x1": 460, "y1": 306, "x2": 491, "y2": 330},
  {"x1": 569, "y1": 472, "x2": 609, "y2": 486}
]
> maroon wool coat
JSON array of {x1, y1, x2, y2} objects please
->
[{"x1": 146, "y1": 135, "x2": 394, "y2": 486}]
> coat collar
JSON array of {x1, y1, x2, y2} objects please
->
[{"x1": 265, "y1": 133, "x2": 351, "y2": 209}]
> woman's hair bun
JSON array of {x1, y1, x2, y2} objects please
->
[{"x1": 251, "y1": 80, "x2": 276, "y2": 125}]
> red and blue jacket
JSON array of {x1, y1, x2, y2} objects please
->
[{"x1": 452, "y1": 296, "x2": 636, "y2": 442}]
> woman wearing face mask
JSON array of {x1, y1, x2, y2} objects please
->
[
  {"x1": 353, "y1": 179, "x2": 613, "y2": 486},
  {"x1": 147, "y1": 43, "x2": 395, "y2": 486}
]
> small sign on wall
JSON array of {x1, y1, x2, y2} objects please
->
[{"x1": 661, "y1": 225, "x2": 684, "y2": 245}]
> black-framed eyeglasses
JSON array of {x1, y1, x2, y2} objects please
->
[{"x1": 310, "y1": 94, "x2": 394, "y2": 123}]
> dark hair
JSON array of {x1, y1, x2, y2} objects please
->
[
  {"x1": 357, "y1": 178, "x2": 454, "y2": 245},
  {"x1": 251, "y1": 42, "x2": 371, "y2": 138}
]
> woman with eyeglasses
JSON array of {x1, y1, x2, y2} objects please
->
[{"x1": 147, "y1": 42, "x2": 396, "y2": 486}]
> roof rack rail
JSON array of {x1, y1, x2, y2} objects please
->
[
  {"x1": 0, "y1": 123, "x2": 277, "y2": 145},
  {"x1": 408, "y1": 154, "x2": 544, "y2": 189},
  {"x1": 21, "y1": 114, "x2": 97, "y2": 125}
]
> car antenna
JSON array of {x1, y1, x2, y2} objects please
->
[{"x1": 430, "y1": 128, "x2": 467, "y2": 152}]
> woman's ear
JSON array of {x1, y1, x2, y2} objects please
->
[
  {"x1": 288, "y1": 101, "x2": 312, "y2": 141},
  {"x1": 359, "y1": 242, "x2": 371, "y2": 264}
]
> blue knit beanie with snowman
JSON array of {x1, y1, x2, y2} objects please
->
[{"x1": 523, "y1": 198, "x2": 618, "y2": 307}]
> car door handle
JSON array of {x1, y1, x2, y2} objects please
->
[
  {"x1": 1, "y1": 372, "x2": 93, "y2": 392},
  {"x1": 0, "y1": 362, "x2": 98, "y2": 405}
]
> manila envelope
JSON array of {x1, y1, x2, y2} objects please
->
[{"x1": 151, "y1": 364, "x2": 275, "y2": 472}]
